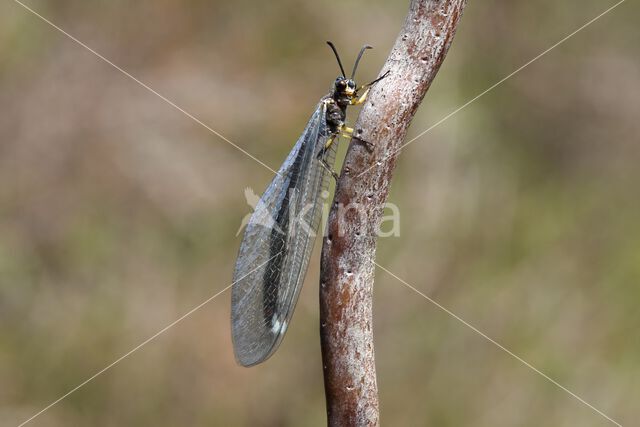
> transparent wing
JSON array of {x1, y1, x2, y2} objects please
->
[{"x1": 231, "y1": 101, "x2": 338, "y2": 366}]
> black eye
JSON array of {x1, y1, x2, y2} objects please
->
[{"x1": 348, "y1": 81, "x2": 356, "y2": 89}]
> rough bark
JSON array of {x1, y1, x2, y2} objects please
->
[{"x1": 319, "y1": 1, "x2": 468, "y2": 425}]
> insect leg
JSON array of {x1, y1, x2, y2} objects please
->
[
  {"x1": 319, "y1": 158, "x2": 339, "y2": 181},
  {"x1": 343, "y1": 123, "x2": 376, "y2": 153},
  {"x1": 316, "y1": 135, "x2": 339, "y2": 181},
  {"x1": 352, "y1": 70, "x2": 391, "y2": 105},
  {"x1": 341, "y1": 126, "x2": 354, "y2": 137},
  {"x1": 351, "y1": 89, "x2": 369, "y2": 106}
]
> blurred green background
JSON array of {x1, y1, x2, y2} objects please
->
[{"x1": 1, "y1": 0, "x2": 638, "y2": 425}]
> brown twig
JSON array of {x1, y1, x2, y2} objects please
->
[{"x1": 319, "y1": 1, "x2": 468, "y2": 425}]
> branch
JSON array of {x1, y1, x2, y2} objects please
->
[{"x1": 319, "y1": 1, "x2": 468, "y2": 425}]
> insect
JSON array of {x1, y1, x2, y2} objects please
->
[{"x1": 231, "y1": 41, "x2": 388, "y2": 366}]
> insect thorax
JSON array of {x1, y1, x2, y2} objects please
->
[{"x1": 324, "y1": 96, "x2": 346, "y2": 134}]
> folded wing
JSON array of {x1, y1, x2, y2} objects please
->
[{"x1": 231, "y1": 100, "x2": 338, "y2": 366}]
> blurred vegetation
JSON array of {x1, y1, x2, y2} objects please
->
[{"x1": 1, "y1": 0, "x2": 639, "y2": 426}]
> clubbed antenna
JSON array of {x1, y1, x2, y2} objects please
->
[
  {"x1": 351, "y1": 45, "x2": 372, "y2": 79},
  {"x1": 326, "y1": 41, "x2": 347, "y2": 78}
]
